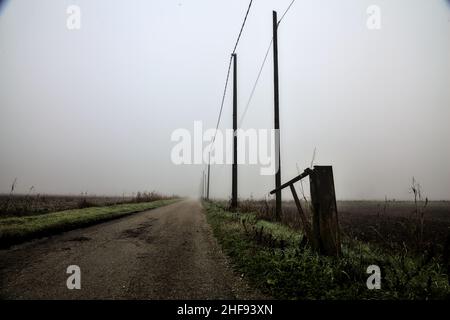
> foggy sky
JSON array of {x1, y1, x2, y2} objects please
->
[{"x1": 1, "y1": 0, "x2": 449, "y2": 200}]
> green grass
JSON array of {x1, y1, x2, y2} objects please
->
[
  {"x1": 0, "y1": 199, "x2": 179, "y2": 247},
  {"x1": 204, "y1": 201, "x2": 450, "y2": 300}
]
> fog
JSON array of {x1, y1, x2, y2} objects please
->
[{"x1": 1, "y1": 0, "x2": 449, "y2": 200}]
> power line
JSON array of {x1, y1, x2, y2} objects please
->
[
  {"x1": 278, "y1": 0, "x2": 297, "y2": 25},
  {"x1": 238, "y1": 37, "x2": 273, "y2": 127},
  {"x1": 232, "y1": 0, "x2": 253, "y2": 54},
  {"x1": 210, "y1": 0, "x2": 254, "y2": 149},
  {"x1": 212, "y1": 55, "x2": 233, "y2": 146},
  {"x1": 238, "y1": 0, "x2": 297, "y2": 127}
]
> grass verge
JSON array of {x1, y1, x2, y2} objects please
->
[
  {"x1": 0, "y1": 199, "x2": 180, "y2": 248},
  {"x1": 204, "y1": 201, "x2": 449, "y2": 299}
]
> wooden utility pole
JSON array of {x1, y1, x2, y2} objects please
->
[
  {"x1": 203, "y1": 171, "x2": 207, "y2": 199},
  {"x1": 202, "y1": 170, "x2": 205, "y2": 199},
  {"x1": 207, "y1": 153, "x2": 211, "y2": 201},
  {"x1": 231, "y1": 53, "x2": 238, "y2": 209},
  {"x1": 273, "y1": 11, "x2": 282, "y2": 219}
]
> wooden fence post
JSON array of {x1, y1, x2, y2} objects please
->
[{"x1": 309, "y1": 166, "x2": 341, "y2": 256}]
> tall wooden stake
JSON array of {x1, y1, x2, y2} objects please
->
[{"x1": 273, "y1": 11, "x2": 282, "y2": 219}]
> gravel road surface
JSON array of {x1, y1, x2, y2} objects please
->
[{"x1": 0, "y1": 199, "x2": 263, "y2": 299}]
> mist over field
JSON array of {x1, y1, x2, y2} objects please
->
[
  {"x1": 2, "y1": 1, "x2": 450, "y2": 304},
  {"x1": 0, "y1": 0, "x2": 449, "y2": 200}
]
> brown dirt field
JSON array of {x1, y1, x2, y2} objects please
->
[{"x1": 237, "y1": 199, "x2": 450, "y2": 254}]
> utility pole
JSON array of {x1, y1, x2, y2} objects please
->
[
  {"x1": 231, "y1": 53, "x2": 238, "y2": 209},
  {"x1": 207, "y1": 154, "x2": 211, "y2": 201},
  {"x1": 203, "y1": 170, "x2": 207, "y2": 200},
  {"x1": 273, "y1": 11, "x2": 282, "y2": 220},
  {"x1": 201, "y1": 170, "x2": 205, "y2": 199}
]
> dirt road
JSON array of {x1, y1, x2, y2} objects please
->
[{"x1": 0, "y1": 199, "x2": 262, "y2": 299}]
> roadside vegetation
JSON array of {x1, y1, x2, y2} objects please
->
[
  {"x1": 233, "y1": 197, "x2": 450, "y2": 257},
  {"x1": 0, "y1": 198, "x2": 179, "y2": 248},
  {"x1": 204, "y1": 201, "x2": 450, "y2": 299},
  {"x1": 0, "y1": 181, "x2": 176, "y2": 218}
]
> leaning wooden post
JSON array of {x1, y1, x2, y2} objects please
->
[
  {"x1": 289, "y1": 184, "x2": 314, "y2": 245},
  {"x1": 309, "y1": 166, "x2": 341, "y2": 256}
]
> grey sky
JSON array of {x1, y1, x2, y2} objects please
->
[{"x1": 0, "y1": 0, "x2": 449, "y2": 200}]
